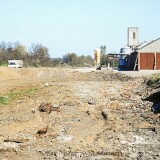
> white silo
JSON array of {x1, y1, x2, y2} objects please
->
[{"x1": 127, "y1": 27, "x2": 139, "y2": 49}]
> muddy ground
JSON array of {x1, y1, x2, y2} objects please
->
[{"x1": 0, "y1": 67, "x2": 159, "y2": 160}]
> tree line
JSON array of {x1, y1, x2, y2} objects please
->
[
  {"x1": 0, "y1": 41, "x2": 52, "y2": 67},
  {"x1": 0, "y1": 41, "x2": 109, "y2": 67}
]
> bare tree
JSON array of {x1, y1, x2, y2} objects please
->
[{"x1": 28, "y1": 44, "x2": 51, "y2": 67}]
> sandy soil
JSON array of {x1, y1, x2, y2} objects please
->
[{"x1": 0, "y1": 67, "x2": 159, "y2": 160}]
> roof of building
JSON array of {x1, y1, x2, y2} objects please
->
[
  {"x1": 137, "y1": 41, "x2": 148, "y2": 49},
  {"x1": 137, "y1": 38, "x2": 160, "y2": 50}
]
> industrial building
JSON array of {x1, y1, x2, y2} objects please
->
[
  {"x1": 127, "y1": 38, "x2": 160, "y2": 70},
  {"x1": 119, "y1": 27, "x2": 160, "y2": 70}
]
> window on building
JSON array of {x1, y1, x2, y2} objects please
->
[{"x1": 133, "y1": 32, "x2": 136, "y2": 39}]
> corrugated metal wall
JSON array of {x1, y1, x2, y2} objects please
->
[
  {"x1": 127, "y1": 52, "x2": 160, "y2": 70},
  {"x1": 140, "y1": 52, "x2": 160, "y2": 70},
  {"x1": 140, "y1": 53, "x2": 154, "y2": 70}
]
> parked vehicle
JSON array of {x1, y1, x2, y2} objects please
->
[{"x1": 8, "y1": 60, "x2": 23, "y2": 68}]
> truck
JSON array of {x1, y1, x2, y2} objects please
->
[{"x1": 8, "y1": 60, "x2": 23, "y2": 68}]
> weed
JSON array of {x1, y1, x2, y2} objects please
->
[
  {"x1": 0, "y1": 96, "x2": 9, "y2": 104},
  {"x1": 0, "y1": 87, "x2": 38, "y2": 105},
  {"x1": 147, "y1": 73, "x2": 160, "y2": 87}
]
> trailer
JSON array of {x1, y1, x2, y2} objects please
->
[{"x1": 8, "y1": 60, "x2": 23, "y2": 68}]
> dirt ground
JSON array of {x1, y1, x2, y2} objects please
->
[{"x1": 0, "y1": 67, "x2": 159, "y2": 160}]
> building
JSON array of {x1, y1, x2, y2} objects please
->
[{"x1": 127, "y1": 38, "x2": 160, "y2": 70}]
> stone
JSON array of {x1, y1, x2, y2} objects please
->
[
  {"x1": 86, "y1": 110, "x2": 90, "y2": 115},
  {"x1": 101, "y1": 109, "x2": 108, "y2": 120},
  {"x1": 88, "y1": 101, "x2": 95, "y2": 105},
  {"x1": 38, "y1": 102, "x2": 52, "y2": 114}
]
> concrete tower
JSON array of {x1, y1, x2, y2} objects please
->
[{"x1": 127, "y1": 27, "x2": 139, "y2": 49}]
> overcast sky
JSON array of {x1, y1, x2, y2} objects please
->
[{"x1": 0, "y1": 0, "x2": 160, "y2": 58}]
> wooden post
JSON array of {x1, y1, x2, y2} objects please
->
[
  {"x1": 138, "y1": 52, "x2": 140, "y2": 70},
  {"x1": 154, "y1": 52, "x2": 156, "y2": 70}
]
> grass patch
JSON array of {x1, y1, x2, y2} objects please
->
[
  {"x1": 147, "y1": 73, "x2": 160, "y2": 87},
  {"x1": 0, "y1": 96, "x2": 9, "y2": 104},
  {"x1": 0, "y1": 63, "x2": 8, "y2": 67},
  {"x1": 0, "y1": 87, "x2": 39, "y2": 105}
]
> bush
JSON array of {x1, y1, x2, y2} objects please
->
[
  {"x1": 0, "y1": 62, "x2": 8, "y2": 66},
  {"x1": 147, "y1": 73, "x2": 160, "y2": 87}
]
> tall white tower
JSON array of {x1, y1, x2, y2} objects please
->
[{"x1": 127, "y1": 27, "x2": 139, "y2": 49}]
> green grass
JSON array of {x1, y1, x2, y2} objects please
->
[
  {"x1": 147, "y1": 73, "x2": 160, "y2": 87},
  {"x1": 0, "y1": 88, "x2": 39, "y2": 105},
  {"x1": 0, "y1": 63, "x2": 8, "y2": 67},
  {"x1": 0, "y1": 96, "x2": 9, "y2": 104}
]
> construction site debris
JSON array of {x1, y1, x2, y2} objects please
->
[
  {"x1": 38, "y1": 102, "x2": 52, "y2": 114},
  {"x1": 36, "y1": 125, "x2": 48, "y2": 135},
  {"x1": 0, "y1": 68, "x2": 159, "y2": 160},
  {"x1": 4, "y1": 139, "x2": 29, "y2": 143},
  {"x1": 101, "y1": 109, "x2": 108, "y2": 120}
]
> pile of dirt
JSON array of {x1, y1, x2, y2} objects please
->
[{"x1": 0, "y1": 67, "x2": 21, "y2": 80}]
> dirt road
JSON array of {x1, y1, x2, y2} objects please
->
[{"x1": 0, "y1": 67, "x2": 159, "y2": 160}]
